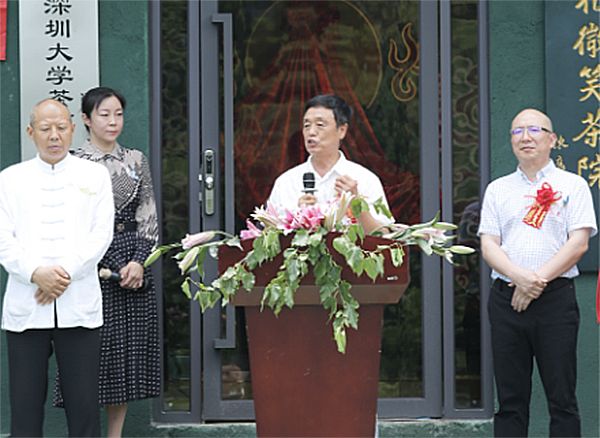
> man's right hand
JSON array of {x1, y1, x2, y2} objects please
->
[
  {"x1": 511, "y1": 286, "x2": 534, "y2": 312},
  {"x1": 31, "y1": 266, "x2": 71, "y2": 304},
  {"x1": 510, "y1": 268, "x2": 547, "y2": 299},
  {"x1": 298, "y1": 193, "x2": 317, "y2": 207}
]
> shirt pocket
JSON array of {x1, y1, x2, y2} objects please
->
[
  {"x1": 4, "y1": 282, "x2": 36, "y2": 317},
  {"x1": 543, "y1": 201, "x2": 568, "y2": 231}
]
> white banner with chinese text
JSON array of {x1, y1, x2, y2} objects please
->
[{"x1": 19, "y1": 0, "x2": 99, "y2": 160}]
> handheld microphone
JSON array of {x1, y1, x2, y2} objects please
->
[
  {"x1": 99, "y1": 268, "x2": 147, "y2": 290},
  {"x1": 302, "y1": 172, "x2": 316, "y2": 194}
]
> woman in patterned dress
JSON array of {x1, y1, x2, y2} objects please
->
[{"x1": 55, "y1": 87, "x2": 160, "y2": 437}]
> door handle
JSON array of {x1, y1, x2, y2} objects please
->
[
  {"x1": 212, "y1": 13, "x2": 234, "y2": 234},
  {"x1": 203, "y1": 149, "x2": 215, "y2": 216}
]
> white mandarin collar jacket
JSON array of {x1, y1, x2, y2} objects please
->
[{"x1": 0, "y1": 154, "x2": 114, "y2": 331}]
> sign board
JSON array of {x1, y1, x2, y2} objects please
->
[{"x1": 19, "y1": 0, "x2": 99, "y2": 160}]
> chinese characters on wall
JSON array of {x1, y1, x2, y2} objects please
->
[
  {"x1": 44, "y1": 0, "x2": 74, "y2": 104},
  {"x1": 546, "y1": 0, "x2": 599, "y2": 270},
  {"x1": 557, "y1": 0, "x2": 599, "y2": 188},
  {"x1": 19, "y1": 0, "x2": 98, "y2": 160}
]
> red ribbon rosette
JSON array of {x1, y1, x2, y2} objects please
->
[{"x1": 522, "y1": 182, "x2": 562, "y2": 229}]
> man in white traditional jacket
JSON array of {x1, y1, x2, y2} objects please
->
[{"x1": 0, "y1": 99, "x2": 114, "y2": 437}]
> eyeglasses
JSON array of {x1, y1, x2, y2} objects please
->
[{"x1": 510, "y1": 126, "x2": 552, "y2": 136}]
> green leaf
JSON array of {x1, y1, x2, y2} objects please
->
[
  {"x1": 314, "y1": 256, "x2": 328, "y2": 280},
  {"x1": 283, "y1": 281, "x2": 297, "y2": 309},
  {"x1": 308, "y1": 231, "x2": 323, "y2": 247},
  {"x1": 350, "y1": 197, "x2": 369, "y2": 218},
  {"x1": 373, "y1": 197, "x2": 393, "y2": 219},
  {"x1": 225, "y1": 236, "x2": 243, "y2": 250},
  {"x1": 346, "y1": 247, "x2": 364, "y2": 276},
  {"x1": 416, "y1": 214, "x2": 441, "y2": 229},
  {"x1": 374, "y1": 253, "x2": 385, "y2": 277},
  {"x1": 318, "y1": 281, "x2": 337, "y2": 298},
  {"x1": 321, "y1": 296, "x2": 338, "y2": 318},
  {"x1": 307, "y1": 245, "x2": 322, "y2": 265},
  {"x1": 181, "y1": 278, "x2": 192, "y2": 299},
  {"x1": 194, "y1": 287, "x2": 220, "y2": 311},
  {"x1": 333, "y1": 322, "x2": 347, "y2": 354},
  {"x1": 221, "y1": 266, "x2": 237, "y2": 280},
  {"x1": 208, "y1": 245, "x2": 219, "y2": 259},
  {"x1": 145, "y1": 242, "x2": 183, "y2": 266},
  {"x1": 291, "y1": 229, "x2": 309, "y2": 247},
  {"x1": 262, "y1": 282, "x2": 277, "y2": 309},
  {"x1": 252, "y1": 237, "x2": 267, "y2": 264},
  {"x1": 347, "y1": 225, "x2": 358, "y2": 243},
  {"x1": 344, "y1": 223, "x2": 364, "y2": 243},
  {"x1": 338, "y1": 280, "x2": 353, "y2": 302},
  {"x1": 195, "y1": 246, "x2": 208, "y2": 278},
  {"x1": 327, "y1": 263, "x2": 342, "y2": 283},
  {"x1": 286, "y1": 257, "x2": 300, "y2": 282},
  {"x1": 364, "y1": 256, "x2": 379, "y2": 281},
  {"x1": 332, "y1": 235, "x2": 351, "y2": 256},
  {"x1": 390, "y1": 247, "x2": 404, "y2": 267},
  {"x1": 245, "y1": 249, "x2": 259, "y2": 270},
  {"x1": 239, "y1": 269, "x2": 255, "y2": 291},
  {"x1": 355, "y1": 224, "x2": 365, "y2": 242},
  {"x1": 264, "y1": 230, "x2": 282, "y2": 256},
  {"x1": 144, "y1": 247, "x2": 163, "y2": 267},
  {"x1": 344, "y1": 305, "x2": 359, "y2": 329}
]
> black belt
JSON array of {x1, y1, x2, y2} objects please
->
[
  {"x1": 115, "y1": 222, "x2": 137, "y2": 233},
  {"x1": 494, "y1": 277, "x2": 573, "y2": 293}
]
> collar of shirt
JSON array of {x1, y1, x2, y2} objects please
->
[
  {"x1": 35, "y1": 152, "x2": 72, "y2": 174},
  {"x1": 515, "y1": 159, "x2": 556, "y2": 184},
  {"x1": 307, "y1": 151, "x2": 350, "y2": 182},
  {"x1": 80, "y1": 139, "x2": 124, "y2": 161}
]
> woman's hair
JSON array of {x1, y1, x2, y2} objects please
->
[
  {"x1": 304, "y1": 94, "x2": 353, "y2": 127},
  {"x1": 81, "y1": 86, "x2": 127, "y2": 132}
]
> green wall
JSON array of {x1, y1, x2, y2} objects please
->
[
  {"x1": 0, "y1": 0, "x2": 149, "y2": 166},
  {"x1": 489, "y1": 0, "x2": 546, "y2": 179},
  {"x1": 0, "y1": 1, "x2": 150, "y2": 436},
  {"x1": 490, "y1": 2, "x2": 599, "y2": 437},
  {"x1": 1, "y1": 1, "x2": 597, "y2": 437}
]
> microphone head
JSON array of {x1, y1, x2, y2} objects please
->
[
  {"x1": 99, "y1": 268, "x2": 121, "y2": 282},
  {"x1": 303, "y1": 172, "x2": 316, "y2": 194}
]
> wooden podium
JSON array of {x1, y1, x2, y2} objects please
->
[{"x1": 219, "y1": 234, "x2": 410, "y2": 437}]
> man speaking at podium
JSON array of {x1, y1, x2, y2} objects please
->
[{"x1": 268, "y1": 94, "x2": 393, "y2": 234}]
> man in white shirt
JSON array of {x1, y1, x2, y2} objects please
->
[
  {"x1": 0, "y1": 99, "x2": 114, "y2": 437},
  {"x1": 268, "y1": 94, "x2": 393, "y2": 233},
  {"x1": 478, "y1": 108, "x2": 597, "y2": 437}
]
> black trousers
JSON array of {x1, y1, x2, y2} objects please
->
[
  {"x1": 488, "y1": 278, "x2": 581, "y2": 437},
  {"x1": 6, "y1": 327, "x2": 101, "y2": 437}
]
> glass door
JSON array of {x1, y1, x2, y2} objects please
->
[{"x1": 199, "y1": 0, "x2": 442, "y2": 420}]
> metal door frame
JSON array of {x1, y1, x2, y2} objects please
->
[
  {"x1": 150, "y1": 0, "x2": 492, "y2": 423},
  {"x1": 197, "y1": 0, "x2": 443, "y2": 420},
  {"x1": 150, "y1": 0, "x2": 204, "y2": 423}
]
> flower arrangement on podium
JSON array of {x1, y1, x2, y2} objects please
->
[{"x1": 145, "y1": 193, "x2": 474, "y2": 353}]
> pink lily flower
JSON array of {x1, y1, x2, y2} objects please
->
[
  {"x1": 181, "y1": 231, "x2": 216, "y2": 250},
  {"x1": 240, "y1": 220, "x2": 262, "y2": 240}
]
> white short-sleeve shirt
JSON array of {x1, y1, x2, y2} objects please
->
[
  {"x1": 268, "y1": 151, "x2": 393, "y2": 225},
  {"x1": 478, "y1": 160, "x2": 597, "y2": 281}
]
